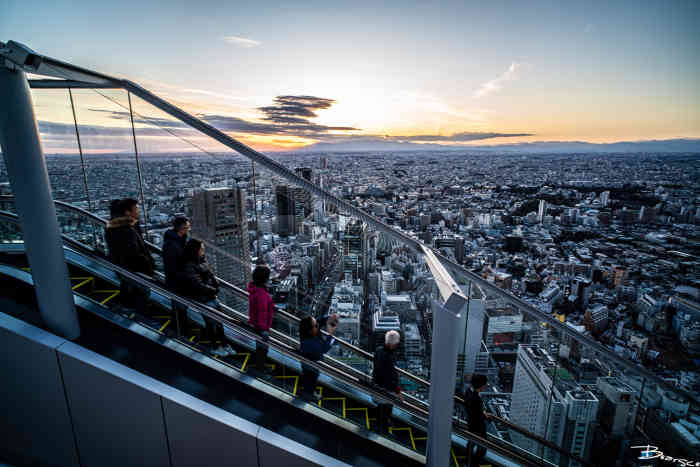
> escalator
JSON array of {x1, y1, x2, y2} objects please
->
[{"x1": 0, "y1": 202, "x2": 581, "y2": 467}]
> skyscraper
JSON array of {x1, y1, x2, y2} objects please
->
[
  {"x1": 294, "y1": 167, "x2": 313, "y2": 217},
  {"x1": 190, "y1": 187, "x2": 251, "y2": 290},
  {"x1": 510, "y1": 345, "x2": 599, "y2": 466},
  {"x1": 343, "y1": 220, "x2": 368, "y2": 281},
  {"x1": 276, "y1": 185, "x2": 298, "y2": 236},
  {"x1": 538, "y1": 199, "x2": 547, "y2": 223}
]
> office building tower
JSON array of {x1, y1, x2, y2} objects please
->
[
  {"x1": 511, "y1": 345, "x2": 599, "y2": 466},
  {"x1": 600, "y1": 191, "x2": 610, "y2": 207},
  {"x1": 276, "y1": 185, "x2": 298, "y2": 236},
  {"x1": 456, "y1": 283, "x2": 486, "y2": 380},
  {"x1": 343, "y1": 220, "x2": 368, "y2": 281},
  {"x1": 538, "y1": 200, "x2": 546, "y2": 222},
  {"x1": 596, "y1": 377, "x2": 638, "y2": 438},
  {"x1": 190, "y1": 187, "x2": 251, "y2": 289},
  {"x1": 294, "y1": 167, "x2": 313, "y2": 217}
]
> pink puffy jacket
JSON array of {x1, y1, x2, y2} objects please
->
[{"x1": 248, "y1": 283, "x2": 274, "y2": 331}]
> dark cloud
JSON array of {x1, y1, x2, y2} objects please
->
[
  {"x1": 36, "y1": 96, "x2": 532, "y2": 146},
  {"x1": 259, "y1": 95, "x2": 335, "y2": 123}
]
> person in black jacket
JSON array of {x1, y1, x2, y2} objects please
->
[
  {"x1": 162, "y1": 216, "x2": 190, "y2": 289},
  {"x1": 178, "y1": 239, "x2": 234, "y2": 357},
  {"x1": 372, "y1": 330, "x2": 402, "y2": 435},
  {"x1": 464, "y1": 373, "x2": 489, "y2": 465},
  {"x1": 298, "y1": 314, "x2": 337, "y2": 401},
  {"x1": 105, "y1": 198, "x2": 155, "y2": 313}
]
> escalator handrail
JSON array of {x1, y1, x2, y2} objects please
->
[{"x1": 0, "y1": 205, "x2": 592, "y2": 467}]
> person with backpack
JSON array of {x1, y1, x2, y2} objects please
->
[
  {"x1": 248, "y1": 264, "x2": 275, "y2": 378},
  {"x1": 162, "y1": 216, "x2": 190, "y2": 290},
  {"x1": 298, "y1": 314, "x2": 337, "y2": 401},
  {"x1": 178, "y1": 238, "x2": 234, "y2": 357}
]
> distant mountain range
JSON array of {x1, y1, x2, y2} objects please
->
[{"x1": 299, "y1": 138, "x2": 700, "y2": 153}]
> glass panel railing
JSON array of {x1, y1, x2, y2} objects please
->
[{"x1": 12, "y1": 71, "x2": 681, "y2": 466}]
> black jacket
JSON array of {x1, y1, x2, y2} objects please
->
[
  {"x1": 464, "y1": 387, "x2": 487, "y2": 436},
  {"x1": 162, "y1": 229, "x2": 187, "y2": 288},
  {"x1": 372, "y1": 346, "x2": 400, "y2": 394},
  {"x1": 178, "y1": 259, "x2": 219, "y2": 303},
  {"x1": 105, "y1": 216, "x2": 155, "y2": 276}
]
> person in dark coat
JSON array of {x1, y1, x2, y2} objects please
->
[
  {"x1": 178, "y1": 239, "x2": 234, "y2": 357},
  {"x1": 373, "y1": 330, "x2": 402, "y2": 435},
  {"x1": 248, "y1": 264, "x2": 274, "y2": 378},
  {"x1": 298, "y1": 314, "x2": 337, "y2": 401},
  {"x1": 162, "y1": 216, "x2": 190, "y2": 289},
  {"x1": 105, "y1": 198, "x2": 155, "y2": 312},
  {"x1": 464, "y1": 373, "x2": 489, "y2": 465}
]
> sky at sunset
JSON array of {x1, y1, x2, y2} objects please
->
[{"x1": 2, "y1": 0, "x2": 699, "y2": 152}]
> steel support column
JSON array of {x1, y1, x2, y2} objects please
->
[
  {"x1": 426, "y1": 293, "x2": 464, "y2": 467},
  {"x1": 0, "y1": 65, "x2": 80, "y2": 339}
]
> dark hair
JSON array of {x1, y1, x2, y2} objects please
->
[
  {"x1": 471, "y1": 374, "x2": 488, "y2": 389},
  {"x1": 121, "y1": 198, "x2": 139, "y2": 213},
  {"x1": 183, "y1": 238, "x2": 204, "y2": 263},
  {"x1": 109, "y1": 199, "x2": 123, "y2": 219},
  {"x1": 173, "y1": 216, "x2": 189, "y2": 231},
  {"x1": 299, "y1": 316, "x2": 315, "y2": 340},
  {"x1": 252, "y1": 264, "x2": 270, "y2": 286}
]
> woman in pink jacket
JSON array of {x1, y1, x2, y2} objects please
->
[{"x1": 248, "y1": 264, "x2": 274, "y2": 378}]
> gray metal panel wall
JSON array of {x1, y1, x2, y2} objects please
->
[
  {"x1": 162, "y1": 397, "x2": 259, "y2": 467},
  {"x1": 257, "y1": 427, "x2": 352, "y2": 467},
  {"x1": 0, "y1": 313, "x2": 79, "y2": 467},
  {"x1": 57, "y1": 342, "x2": 171, "y2": 467}
]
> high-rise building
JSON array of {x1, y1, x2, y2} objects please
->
[
  {"x1": 190, "y1": 187, "x2": 251, "y2": 290},
  {"x1": 600, "y1": 191, "x2": 610, "y2": 207},
  {"x1": 294, "y1": 167, "x2": 313, "y2": 217},
  {"x1": 343, "y1": 220, "x2": 368, "y2": 280},
  {"x1": 538, "y1": 200, "x2": 546, "y2": 222},
  {"x1": 276, "y1": 185, "x2": 298, "y2": 236},
  {"x1": 456, "y1": 283, "x2": 486, "y2": 380},
  {"x1": 510, "y1": 345, "x2": 599, "y2": 466}
]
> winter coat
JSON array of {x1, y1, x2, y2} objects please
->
[
  {"x1": 162, "y1": 229, "x2": 187, "y2": 288},
  {"x1": 300, "y1": 334, "x2": 335, "y2": 362},
  {"x1": 105, "y1": 216, "x2": 155, "y2": 276},
  {"x1": 178, "y1": 258, "x2": 219, "y2": 303},
  {"x1": 372, "y1": 346, "x2": 400, "y2": 394},
  {"x1": 248, "y1": 283, "x2": 274, "y2": 331},
  {"x1": 464, "y1": 387, "x2": 487, "y2": 437}
]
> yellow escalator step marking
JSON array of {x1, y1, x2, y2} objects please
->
[
  {"x1": 129, "y1": 313, "x2": 135, "y2": 319},
  {"x1": 189, "y1": 335, "x2": 197, "y2": 342},
  {"x1": 451, "y1": 448, "x2": 458, "y2": 467},
  {"x1": 347, "y1": 407, "x2": 370, "y2": 429},
  {"x1": 22, "y1": 267, "x2": 30, "y2": 271},
  {"x1": 94, "y1": 289, "x2": 119, "y2": 293},
  {"x1": 71, "y1": 277, "x2": 93, "y2": 290},
  {"x1": 274, "y1": 375, "x2": 300, "y2": 395},
  {"x1": 389, "y1": 427, "x2": 416, "y2": 451},
  {"x1": 153, "y1": 315, "x2": 170, "y2": 319},
  {"x1": 158, "y1": 320, "x2": 171, "y2": 333},
  {"x1": 100, "y1": 291, "x2": 120, "y2": 305},
  {"x1": 414, "y1": 436, "x2": 427, "y2": 441},
  {"x1": 320, "y1": 397, "x2": 346, "y2": 418},
  {"x1": 240, "y1": 353, "x2": 251, "y2": 372}
]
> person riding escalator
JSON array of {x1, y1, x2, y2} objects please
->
[{"x1": 178, "y1": 239, "x2": 234, "y2": 357}]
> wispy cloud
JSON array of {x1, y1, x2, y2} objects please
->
[
  {"x1": 223, "y1": 35, "x2": 261, "y2": 47},
  {"x1": 474, "y1": 62, "x2": 521, "y2": 98}
]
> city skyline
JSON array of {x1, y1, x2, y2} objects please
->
[{"x1": 2, "y1": 0, "x2": 699, "y2": 151}]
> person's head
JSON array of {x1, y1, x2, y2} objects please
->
[
  {"x1": 471, "y1": 374, "x2": 488, "y2": 393},
  {"x1": 385, "y1": 330, "x2": 400, "y2": 349},
  {"x1": 173, "y1": 216, "x2": 190, "y2": 237},
  {"x1": 252, "y1": 264, "x2": 271, "y2": 287},
  {"x1": 299, "y1": 315, "x2": 317, "y2": 339},
  {"x1": 183, "y1": 238, "x2": 204, "y2": 263},
  {"x1": 109, "y1": 199, "x2": 123, "y2": 219},
  {"x1": 121, "y1": 198, "x2": 139, "y2": 220}
]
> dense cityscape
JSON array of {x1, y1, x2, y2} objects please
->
[{"x1": 2, "y1": 149, "x2": 699, "y2": 464}]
